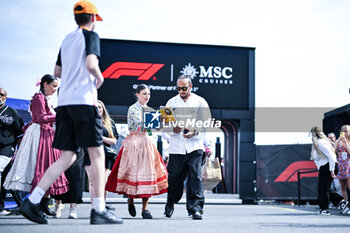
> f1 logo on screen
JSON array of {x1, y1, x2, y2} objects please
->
[
  {"x1": 102, "y1": 62, "x2": 164, "y2": 80},
  {"x1": 143, "y1": 110, "x2": 161, "y2": 129},
  {"x1": 98, "y1": 39, "x2": 254, "y2": 109}
]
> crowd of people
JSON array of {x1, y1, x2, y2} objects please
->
[
  {"x1": 0, "y1": 0, "x2": 210, "y2": 226},
  {"x1": 1, "y1": 0, "x2": 350, "y2": 227},
  {"x1": 0, "y1": 73, "x2": 209, "y2": 224},
  {"x1": 310, "y1": 126, "x2": 350, "y2": 215}
]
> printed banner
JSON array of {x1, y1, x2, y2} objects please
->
[{"x1": 257, "y1": 144, "x2": 318, "y2": 200}]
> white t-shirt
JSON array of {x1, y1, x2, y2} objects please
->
[
  {"x1": 56, "y1": 27, "x2": 100, "y2": 107},
  {"x1": 165, "y1": 93, "x2": 211, "y2": 155}
]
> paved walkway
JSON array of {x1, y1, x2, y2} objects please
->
[
  {"x1": 82, "y1": 192, "x2": 242, "y2": 205},
  {"x1": 1, "y1": 203, "x2": 349, "y2": 233}
]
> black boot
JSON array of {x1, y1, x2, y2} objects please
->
[{"x1": 40, "y1": 198, "x2": 56, "y2": 216}]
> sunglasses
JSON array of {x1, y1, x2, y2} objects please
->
[{"x1": 176, "y1": 86, "x2": 190, "y2": 91}]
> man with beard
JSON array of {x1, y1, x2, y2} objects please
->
[
  {"x1": 0, "y1": 88, "x2": 24, "y2": 216},
  {"x1": 164, "y1": 74, "x2": 211, "y2": 220}
]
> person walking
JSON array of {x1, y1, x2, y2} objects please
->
[
  {"x1": 106, "y1": 84, "x2": 168, "y2": 219},
  {"x1": 310, "y1": 126, "x2": 349, "y2": 215},
  {"x1": 164, "y1": 74, "x2": 211, "y2": 220},
  {"x1": 85, "y1": 100, "x2": 119, "y2": 212},
  {"x1": 334, "y1": 125, "x2": 350, "y2": 204},
  {"x1": 4, "y1": 75, "x2": 69, "y2": 217},
  {"x1": 0, "y1": 87, "x2": 24, "y2": 216},
  {"x1": 19, "y1": 0, "x2": 123, "y2": 225}
]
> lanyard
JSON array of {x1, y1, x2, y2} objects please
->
[{"x1": 0, "y1": 106, "x2": 8, "y2": 116}]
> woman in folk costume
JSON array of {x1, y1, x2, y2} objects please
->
[
  {"x1": 309, "y1": 127, "x2": 348, "y2": 215},
  {"x1": 106, "y1": 84, "x2": 168, "y2": 219},
  {"x1": 4, "y1": 74, "x2": 69, "y2": 216}
]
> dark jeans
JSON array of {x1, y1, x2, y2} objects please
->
[
  {"x1": 0, "y1": 161, "x2": 22, "y2": 211},
  {"x1": 167, "y1": 150, "x2": 204, "y2": 214},
  {"x1": 318, "y1": 162, "x2": 343, "y2": 210}
]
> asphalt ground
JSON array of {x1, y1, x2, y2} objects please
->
[{"x1": 1, "y1": 203, "x2": 350, "y2": 233}]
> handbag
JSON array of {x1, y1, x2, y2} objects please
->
[
  {"x1": 201, "y1": 157, "x2": 222, "y2": 190},
  {"x1": 104, "y1": 146, "x2": 118, "y2": 159}
]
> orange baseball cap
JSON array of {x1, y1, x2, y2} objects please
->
[{"x1": 73, "y1": 1, "x2": 103, "y2": 21}]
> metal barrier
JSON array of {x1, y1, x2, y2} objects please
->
[{"x1": 297, "y1": 169, "x2": 318, "y2": 206}]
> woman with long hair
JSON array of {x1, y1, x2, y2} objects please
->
[
  {"x1": 310, "y1": 126, "x2": 348, "y2": 215},
  {"x1": 334, "y1": 125, "x2": 350, "y2": 203},
  {"x1": 106, "y1": 84, "x2": 168, "y2": 219},
  {"x1": 85, "y1": 100, "x2": 119, "y2": 212},
  {"x1": 4, "y1": 74, "x2": 69, "y2": 216}
]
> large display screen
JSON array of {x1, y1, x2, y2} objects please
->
[{"x1": 98, "y1": 39, "x2": 253, "y2": 109}]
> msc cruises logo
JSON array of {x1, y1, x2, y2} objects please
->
[
  {"x1": 180, "y1": 63, "x2": 199, "y2": 79},
  {"x1": 102, "y1": 62, "x2": 164, "y2": 80},
  {"x1": 181, "y1": 62, "x2": 233, "y2": 85}
]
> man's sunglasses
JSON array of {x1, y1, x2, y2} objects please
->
[{"x1": 176, "y1": 86, "x2": 190, "y2": 91}]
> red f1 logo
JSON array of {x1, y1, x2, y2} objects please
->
[
  {"x1": 274, "y1": 161, "x2": 318, "y2": 182},
  {"x1": 102, "y1": 62, "x2": 164, "y2": 80}
]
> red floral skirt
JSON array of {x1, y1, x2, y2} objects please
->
[{"x1": 105, "y1": 132, "x2": 168, "y2": 198}]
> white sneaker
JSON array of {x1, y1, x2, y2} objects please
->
[
  {"x1": 0, "y1": 209, "x2": 10, "y2": 216},
  {"x1": 68, "y1": 207, "x2": 77, "y2": 219},
  {"x1": 318, "y1": 209, "x2": 330, "y2": 215},
  {"x1": 54, "y1": 203, "x2": 65, "y2": 218}
]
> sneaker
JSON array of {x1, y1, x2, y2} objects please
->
[
  {"x1": 40, "y1": 198, "x2": 56, "y2": 216},
  {"x1": 54, "y1": 203, "x2": 65, "y2": 218},
  {"x1": 318, "y1": 209, "x2": 330, "y2": 215},
  {"x1": 68, "y1": 207, "x2": 78, "y2": 219},
  {"x1": 0, "y1": 209, "x2": 10, "y2": 216},
  {"x1": 90, "y1": 209, "x2": 123, "y2": 225},
  {"x1": 192, "y1": 211, "x2": 203, "y2": 220},
  {"x1": 20, "y1": 198, "x2": 48, "y2": 224},
  {"x1": 188, "y1": 209, "x2": 204, "y2": 218},
  {"x1": 339, "y1": 200, "x2": 350, "y2": 215},
  {"x1": 164, "y1": 203, "x2": 174, "y2": 218}
]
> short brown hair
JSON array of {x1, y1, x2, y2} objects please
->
[{"x1": 74, "y1": 13, "x2": 93, "y2": 25}]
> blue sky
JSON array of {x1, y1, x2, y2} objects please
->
[{"x1": 1, "y1": 0, "x2": 350, "y2": 144}]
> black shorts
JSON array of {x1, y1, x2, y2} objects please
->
[{"x1": 53, "y1": 105, "x2": 103, "y2": 151}]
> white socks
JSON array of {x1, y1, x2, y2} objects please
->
[
  {"x1": 29, "y1": 188, "x2": 106, "y2": 212},
  {"x1": 93, "y1": 197, "x2": 105, "y2": 212},
  {"x1": 29, "y1": 187, "x2": 45, "y2": 204}
]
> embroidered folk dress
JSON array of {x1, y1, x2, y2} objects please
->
[
  {"x1": 4, "y1": 92, "x2": 69, "y2": 195},
  {"x1": 105, "y1": 101, "x2": 168, "y2": 198}
]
